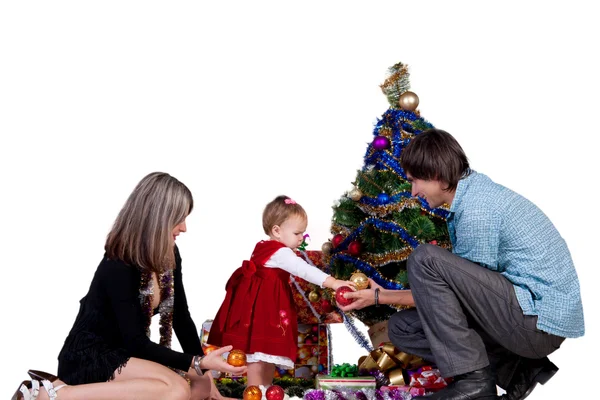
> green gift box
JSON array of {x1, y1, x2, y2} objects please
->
[{"x1": 316, "y1": 374, "x2": 376, "y2": 390}]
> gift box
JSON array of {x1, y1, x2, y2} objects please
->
[
  {"x1": 407, "y1": 365, "x2": 451, "y2": 392},
  {"x1": 291, "y1": 250, "x2": 343, "y2": 324},
  {"x1": 358, "y1": 342, "x2": 425, "y2": 387},
  {"x1": 199, "y1": 319, "x2": 220, "y2": 354},
  {"x1": 316, "y1": 374, "x2": 377, "y2": 390},
  {"x1": 367, "y1": 320, "x2": 390, "y2": 348},
  {"x1": 381, "y1": 386, "x2": 427, "y2": 396},
  {"x1": 276, "y1": 323, "x2": 331, "y2": 380}
]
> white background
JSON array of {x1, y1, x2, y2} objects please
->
[{"x1": 1, "y1": 1, "x2": 598, "y2": 398}]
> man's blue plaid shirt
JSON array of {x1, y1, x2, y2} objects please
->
[{"x1": 447, "y1": 171, "x2": 584, "y2": 338}]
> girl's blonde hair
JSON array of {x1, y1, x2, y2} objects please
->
[
  {"x1": 262, "y1": 195, "x2": 307, "y2": 235},
  {"x1": 105, "y1": 172, "x2": 193, "y2": 273}
]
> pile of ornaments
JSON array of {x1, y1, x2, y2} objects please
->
[{"x1": 243, "y1": 385, "x2": 288, "y2": 400}]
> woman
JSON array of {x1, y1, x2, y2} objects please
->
[{"x1": 13, "y1": 172, "x2": 246, "y2": 400}]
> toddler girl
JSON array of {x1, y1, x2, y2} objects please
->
[{"x1": 208, "y1": 195, "x2": 353, "y2": 386}]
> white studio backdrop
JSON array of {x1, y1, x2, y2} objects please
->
[{"x1": 1, "y1": 1, "x2": 598, "y2": 399}]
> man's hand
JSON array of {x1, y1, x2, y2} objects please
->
[
  {"x1": 337, "y1": 287, "x2": 376, "y2": 312},
  {"x1": 337, "y1": 279, "x2": 392, "y2": 312},
  {"x1": 367, "y1": 278, "x2": 383, "y2": 291}
]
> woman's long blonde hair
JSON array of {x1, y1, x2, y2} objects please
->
[{"x1": 105, "y1": 172, "x2": 193, "y2": 273}]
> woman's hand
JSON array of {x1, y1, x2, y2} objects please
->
[{"x1": 201, "y1": 345, "x2": 248, "y2": 375}]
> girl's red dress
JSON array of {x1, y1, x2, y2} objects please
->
[{"x1": 208, "y1": 240, "x2": 298, "y2": 361}]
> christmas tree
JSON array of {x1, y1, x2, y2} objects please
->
[{"x1": 323, "y1": 62, "x2": 451, "y2": 330}]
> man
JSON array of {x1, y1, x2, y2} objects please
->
[{"x1": 340, "y1": 129, "x2": 584, "y2": 400}]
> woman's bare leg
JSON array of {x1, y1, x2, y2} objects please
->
[
  {"x1": 189, "y1": 372, "x2": 212, "y2": 399},
  {"x1": 32, "y1": 358, "x2": 191, "y2": 400}
]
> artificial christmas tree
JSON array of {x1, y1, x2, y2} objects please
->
[{"x1": 323, "y1": 62, "x2": 451, "y2": 335}]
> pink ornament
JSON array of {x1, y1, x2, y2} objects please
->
[
  {"x1": 430, "y1": 240, "x2": 438, "y2": 246},
  {"x1": 282, "y1": 317, "x2": 290, "y2": 326},
  {"x1": 373, "y1": 136, "x2": 391, "y2": 150},
  {"x1": 279, "y1": 310, "x2": 287, "y2": 319}
]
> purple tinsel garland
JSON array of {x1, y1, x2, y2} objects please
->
[{"x1": 304, "y1": 388, "x2": 412, "y2": 400}]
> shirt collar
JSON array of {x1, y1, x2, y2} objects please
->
[{"x1": 449, "y1": 170, "x2": 477, "y2": 213}]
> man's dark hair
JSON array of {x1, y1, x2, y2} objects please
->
[{"x1": 400, "y1": 128, "x2": 470, "y2": 191}]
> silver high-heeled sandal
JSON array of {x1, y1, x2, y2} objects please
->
[
  {"x1": 39, "y1": 379, "x2": 66, "y2": 400},
  {"x1": 28, "y1": 370, "x2": 58, "y2": 382},
  {"x1": 27, "y1": 371, "x2": 66, "y2": 399},
  {"x1": 11, "y1": 380, "x2": 40, "y2": 400}
]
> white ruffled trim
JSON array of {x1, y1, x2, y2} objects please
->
[{"x1": 246, "y1": 352, "x2": 294, "y2": 369}]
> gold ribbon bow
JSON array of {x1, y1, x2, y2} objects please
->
[{"x1": 358, "y1": 343, "x2": 425, "y2": 386}]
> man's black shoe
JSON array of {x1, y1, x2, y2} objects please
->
[
  {"x1": 501, "y1": 357, "x2": 558, "y2": 400},
  {"x1": 429, "y1": 365, "x2": 498, "y2": 399}
]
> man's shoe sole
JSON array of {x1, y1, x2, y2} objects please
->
[{"x1": 520, "y1": 361, "x2": 558, "y2": 400}]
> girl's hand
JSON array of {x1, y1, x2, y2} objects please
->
[
  {"x1": 201, "y1": 345, "x2": 248, "y2": 375},
  {"x1": 332, "y1": 279, "x2": 356, "y2": 291},
  {"x1": 323, "y1": 276, "x2": 355, "y2": 291}
]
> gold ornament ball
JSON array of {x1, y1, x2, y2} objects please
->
[
  {"x1": 398, "y1": 91, "x2": 419, "y2": 111},
  {"x1": 349, "y1": 188, "x2": 363, "y2": 201},
  {"x1": 321, "y1": 242, "x2": 333, "y2": 255},
  {"x1": 308, "y1": 290, "x2": 320, "y2": 302},
  {"x1": 227, "y1": 349, "x2": 247, "y2": 367},
  {"x1": 243, "y1": 385, "x2": 263, "y2": 400},
  {"x1": 350, "y1": 272, "x2": 370, "y2": 290}
]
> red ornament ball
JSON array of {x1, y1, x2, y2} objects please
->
[
  {"x1": 347, "y1": 240, "x2": 362, "y2": 256},
  {"x1": 335, "y1": 286, "x2": 354, "y2": 307},
  {"x1": 332, "y1": 234, "x2": 344, "y2": 248},
  {"x1": 430, "y1": 240, "x2": 438, "y2": 246},
  {"x1": 320, "y1": 298, "x2": 333, "y2": 313},
  {"x1": 266, "y1": 385, "x2": 285, "y2": 400}
]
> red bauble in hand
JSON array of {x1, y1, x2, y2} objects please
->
[
  {"x1": 332, "y1": 234, "x2": 344, "y2": 248},
  {"x1": 335, "y1": 286, "x2": 354, "y2": 306},
  {"x1": 266, "y1": 385, "x2": 285, "y2": 400}
]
